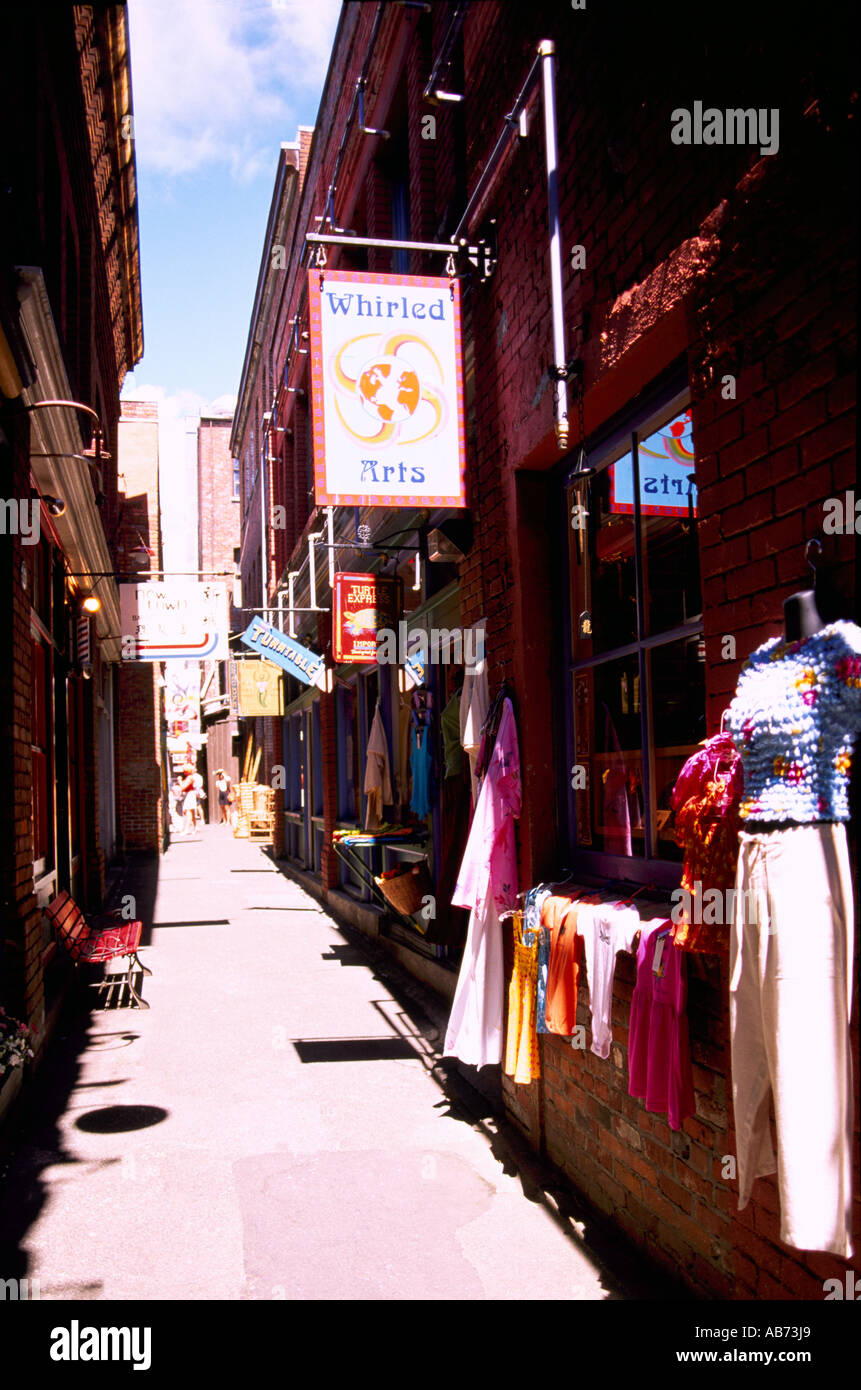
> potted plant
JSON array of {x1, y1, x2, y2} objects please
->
[{"x1": 0, "y1": 1006, "x2": 34, "y2": 1124}]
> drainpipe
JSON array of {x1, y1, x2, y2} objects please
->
[
  {"x1": 539, "y1": 40, "x2": 569, "y2": 452},
  {"x1": 260, "y1": 414, "x2": 270, "y2": 621},
  {"x1": 326, "y1": 506, "x2": 336, "y2": 589}
]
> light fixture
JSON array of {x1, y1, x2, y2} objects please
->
[
  {"x1": 81, "y1": 595, "x2": 101, "y2": 614},
  {"x1": 427, "y1": 517, "x2": 473, "y2": 562},
  {"x1": 43, "y1": 494, "x2": 66, "y2": 517}
]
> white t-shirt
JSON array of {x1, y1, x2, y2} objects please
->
[{"x1": 578, "y1": 904, "x2": 642, "y2": 1060}]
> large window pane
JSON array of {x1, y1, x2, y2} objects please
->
[
  {"x1": 573, "y1": 655, "x2": 644, "y2": 856},
  {"x1": 569, "y1": 449, "x2": 638, "y2": 657},
  {"x1": 638, "y1": 409, "x2": 701, "y2": 635},
  {"x1": 648, "y1": 636, "x2": 706, "y2": 860}
]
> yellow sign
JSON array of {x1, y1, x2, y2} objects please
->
[{"x1": 238, "y1": 661, "x2": 284, "y2": 716}]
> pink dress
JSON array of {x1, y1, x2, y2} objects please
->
[
  {"x1": 628, "y1": 920, "x2": 696, "y2": 1131},
  {"x1": 444, "y1": 699, "x2": 521, "y2": 1067}
]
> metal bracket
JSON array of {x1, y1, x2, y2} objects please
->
[
  {"x1": 548, "y1": 356, "x2": 583, "y2": 384},
  {"x1": 464, "y1": 220, "x2": 498, "y2": 282}
]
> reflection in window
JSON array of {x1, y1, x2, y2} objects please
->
[
  {"x1": 574, "y1": 656, "x2": 644, "y2": 857},
  {"x1": 649, "y1": 636, "x2": 706, "y2": 860},
  {"x1": 638, "y1": 410, "x2": 701, "y2": 635}
]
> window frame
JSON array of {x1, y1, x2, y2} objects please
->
[{"x1": 561, "y1": 368, "x2": 702, "y2": 890}]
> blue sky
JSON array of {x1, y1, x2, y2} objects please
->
[{"x1": 122, "y1": 0, "x2": 342, "y2": 417}]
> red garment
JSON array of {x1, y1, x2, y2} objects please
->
[{"x1": 670, "y1": 734, "x2": 743, "y2": 954}]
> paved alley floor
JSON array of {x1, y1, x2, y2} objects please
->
[{"x1": 0, "y1": 825, "x2": 683, "y2": 1302}]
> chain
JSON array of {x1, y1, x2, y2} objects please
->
[{"x1": 576, "y1": 365, "x2": 585, "y2": 455}]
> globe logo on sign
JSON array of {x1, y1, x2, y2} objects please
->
[{"x1": 357, "y1": 356, "x2": 421, "y2": 424}]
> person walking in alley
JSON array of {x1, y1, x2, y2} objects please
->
[
  {"x1": 169, "y1": 777, "x2": 185, "y2": 834},
  {"x1": 179, "y1": 764, "x2": 199, "y2": 833},
  {"x1": 215, "y1": 769, "x2": 233, "y2": 824}
]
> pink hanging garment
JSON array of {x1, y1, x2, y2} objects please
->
[
  {"x1": 443, "y1": 698, "x2": 522, "y2": 1068},
  {"x1": 628, "y1": 920, "x2": 696, "y2": 1130}
]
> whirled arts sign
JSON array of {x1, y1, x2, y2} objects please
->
[
  {"x1": 307, "y1": 269, "x2": 467, "y2": 508},
  {"x1": 240, "y1": 617, "x2": 325, "y2": 688},
  {"x1": 120, "y1": 581, "x2": 228, "y2": 660}
]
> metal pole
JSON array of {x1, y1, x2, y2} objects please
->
[
  {"x1": 540, "y1": 40, "x2": 569, "y2": 452},
  {"x1": 326, "y1": 506, "x2": 336, "y2": 590},
  {"x1": 306, "y1": 231, "x2": 463, "y2": 256}
]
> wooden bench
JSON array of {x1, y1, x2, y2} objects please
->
[{"x1": 45, "y1": 890, "x2": 152, "y2": 1010}]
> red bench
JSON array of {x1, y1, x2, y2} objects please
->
[{"x1": 45, "y1": 890, "x2": 152, "y2": 1009}]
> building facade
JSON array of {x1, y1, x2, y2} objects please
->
[
  {"x1": 197, "y1": 412, "x2": 241, "y2": 808},
  {"x1": 0, "y1": 5, "x2": 143, "y2": 1054},
  {"x1": 115, "y1": 398, "x2": 167, "y2": 854},
  {"x1": 234, "y1": 1, "x2": 857, "y2": 1298}
]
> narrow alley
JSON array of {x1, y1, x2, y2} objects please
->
[{"x1": 0, "y1": 828, "x2": 678, "y2": 1302}]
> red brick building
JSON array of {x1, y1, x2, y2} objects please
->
[
  {"x1": 234, "y1": 1, "x2": 857, "y2": 1298},
  {"x1": 197, "y1": 412, "x2": 241, "y2": 807},
  {"x1": 115, "y1": 398, "x2": 166, "y2": 853},
  {"x1": 0, "y1": 6, "x2": 143, "y2": 1060}
]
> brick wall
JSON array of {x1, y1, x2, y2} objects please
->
[{"x1": 116, "y1": 401, "x2": 163, "y2": 853}]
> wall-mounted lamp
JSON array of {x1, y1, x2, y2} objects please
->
[
  {"x1": 427, "y1": 517, "x2": 473, "y2": 562},
  {"x1": 81, "y1": 594, "x2": 101, "y2": 614},
  {"x1": 43, "y1": 494, "x2": 66, "y2": 517}
]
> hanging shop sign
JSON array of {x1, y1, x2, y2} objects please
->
[
  {"x1": 240, "y1": 617, "x2": 325, "y2": 688},
  {"x1": 333, "y1": 572, "x2": 403, "y2": 664},
  {"x1": 228, "y1": 658, "x2": 240, "y2": 716},
  {"x1": 307, "y1": 269, "x2": 467, "y2": 508},
  {"x1": 164, "y1": 665, "x2": 202, "y2": 749},
  {"x1": 120, "y1": 581, "x2": 229, "y2": 660},
  {"x1": 237, "y1": 659, "x2": 284, "y2": 716}
]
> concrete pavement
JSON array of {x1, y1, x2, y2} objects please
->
[{"x1": 0, "y1": 824, "x2": 685, "y2": 1301}]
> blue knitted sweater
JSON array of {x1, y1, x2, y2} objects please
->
[{"x1": 727, "y1": 620, "x2": 861, "y2": 823}]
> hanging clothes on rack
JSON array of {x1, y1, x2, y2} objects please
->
[
  {"x1": 444, "y1": 696, "x2": 521, "y2": 1069},
  {"x1": 504, "y1": 910, "x2": 540, "y2": 1084},
  {"x1": 441, "y1": 689, "x2": 464, "y2": 778},
  {"x1": 523, "y1": 886, "x2": 553, "y2": 1033},
  {"x1": 363, "y1": 701, "x2": 392, "y2": 831},
  {"x1": 628, "y1": 919, "x2": 696, "y2": 1131},
  {"x1": 578, "y1": 897, "x2": 642, "y2": 1059},
  {"x1": 542, "y1": 894, "x2": 585, "y2": 1037},
  {"x1": 409, "y1": 691, "x2": 435, "y2": 818},
  {"x1": 459, "y1": 621, "x2": 488, "y2": 808}
]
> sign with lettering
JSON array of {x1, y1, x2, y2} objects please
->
[
  {"x1": 307, "y1": 269, "x2": 467, "y2": 508},
  {"x1": 240, "y1": 617, "x2": 325, "y2": 688},
  {"x1": 237, "y1": 659, "x2": 284, "y2": 716},
  {"x1": 333, "y1": 572, "x2": 402, "y2": 664},
  {"x1": 120, "y1": 581, "x2": 229, "y2": 660}
]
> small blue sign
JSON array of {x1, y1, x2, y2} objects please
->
[{"x1": 240, "y1": 618, "x2": 325, "y2": 688}]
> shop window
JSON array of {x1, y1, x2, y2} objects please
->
[
  {"x1": 31, "y1": 636, "x2": 53, "y2": 875},
  {"x1": 311, "y1": 701, "x2": 323, "y2": 817},
  {"x1": 566, "y1": 394, "x2": 704, "y2": 877},
  {"x1": 336, "y1": 683, "x2": 361, "y2": 823}
]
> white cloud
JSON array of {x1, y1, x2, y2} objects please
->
[{"x1": 127, "y1": 0, "x2": 341, "y2": 181}]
